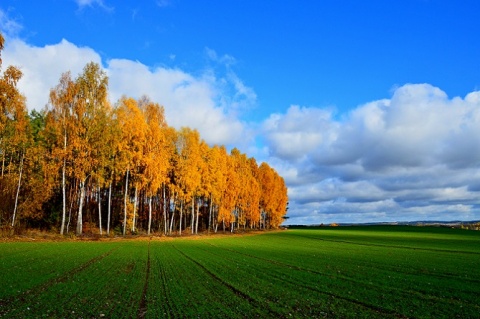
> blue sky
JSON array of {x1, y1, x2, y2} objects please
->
[{"x1": 1, "y1": 0, "x2": 480, "y2": 224}]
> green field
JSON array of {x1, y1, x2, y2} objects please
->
[{"x1": 0, "y1": 226, "x2": 479, "y2": 318}]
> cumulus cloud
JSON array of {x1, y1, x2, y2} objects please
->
[
  {"x1": 107, "y1": 58, "x2": 245, "y2": 145},
  {"x1": 3, "y1": 38, "x2": 254, "y2": 146},
  {"x1": 264, "y1": 84, "x2": 480, "y2": 224},
  {"x1": 263, "y1": 105, "x2": 338, "y2": 161},
  {"x1": 3, "y1": 38, "x2": 101, "y2": 109}
]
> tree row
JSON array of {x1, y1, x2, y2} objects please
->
[{"x1": 0, "y1": 34, "x2": 288, "y2": 236}]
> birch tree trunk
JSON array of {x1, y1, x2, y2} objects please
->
[
  {"x1": 123, "y1": 169, "x2": 129, "y2": 236},
  {"x1": 60, "y1": 157, "x2": 66, "y2": 234},
  {"x1": 163, "y1": 184, "x2": 167, "y2": 235},
  {"x1": 132, "y1": 186, "x2": 138, "y2": 233},
  {"x1": 179, "y1": 200, "x2": 183, "y2": 236},
  {"x1": 11, "y1": 152, "x2": 24, "y2": 227},
  {"x1": 195, "y1": 198, "x2": 200, "y2": 234},
  {"x1": 67, "y1": 188, "x2": 74, "y2": 234},
  {"x1": 191, "y1": 196, "x2": 195, "y2": 234},
  {"x1": 169, "y1": 192, "x2": 176, "y2": 234},
  {"x1": 98, "y1": 186, "x2": 102, "y2": 235},
  {"x1": 208, "y1": 194, "x2": 213, "y2": 234},
  {"x1": 148, "y1": 196, "x2": 152, "y2": 235},
  {"x1": 107, "y1": 181, "x2": 112, "y2": 235},
  {"x1": 76, "y1": 179, "x2": 86, "y2": 235},
  {"x1": 60, "y1": 132, "x2": 67, "y2": 234}
]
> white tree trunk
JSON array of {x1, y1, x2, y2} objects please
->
[
  {"x1": 11, "y1": 152, "x2": 24, "y2": 227},
  {"x1": 208, "y1": 194, "x2": 213, "y2": 233},
  {"x1": 148, "y1": 196, "x2": 152, "y2": 235},
  {"x1": 123, "y1": 169, "x2": 129, "y2": 236},
  {"x1": 179, "y1": 200, "x2": 183, "y2": 236},
  {"x1": 191, "y1": 196, "x2": 195, "y2": 234},
  {"x1": 60, "y1": 132, "x2": 67, "y2": 234},
  {"x1": 107, "y1": 181, "x2": 112, "y2": 235},
  {"x1": 163, "y1": 184, "x2": 167, "y2": 235},
  {"x1": 60, "y1": 157, "x2": 66, "y2": 234},
  {"x1": 169, "y1": 192, "x2": 176, "y2": 234},
  {"x1": 132, "y1": 186, "x2": 138, "y2": 232},
  {"x1": 76, "y1": 179, "x2": 85, "y2": 235},
  {"x1": 195, "y1": 198, "x2": 200, "y2": 234},
  {"x1": 67, "y1": 189, "x2": 74, "y2": 234},
  {"x1": 98, "y1": 186, "x2": 102, "y2": 235}
]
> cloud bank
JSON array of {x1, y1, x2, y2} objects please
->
[{"x1": 264, "y1": 84, "x2": 480, "y2": 224}]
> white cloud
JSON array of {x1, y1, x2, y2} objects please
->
[
  {"x1": 264, "y1": 84, "x2": 480, "y2": 224},
  {"x1": 74, "y1": 0, "x2": 110, "y2": 9},
  {"x1": 0, "y1": 8, "x2": 22, "y2": 36},
  {"x1": 2, "y1": 37, "x2": 253, "y2": 146},
  {"x1": 263, "y1": 105, "x2": 338, "y2": 161},
  {"x1": 3, "y1": 38, "x2": 101, "y2": 109},
  {"x1": 107, "y1": 58, "x2": 246, "y2": 145}
]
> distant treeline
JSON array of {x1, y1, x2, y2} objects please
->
[
  {"x1": 286, "y1": 222, "x2": 480, "y2": 230},
  {"x1": 0, "y1": 33, "x2": 288, "y2": 236}
]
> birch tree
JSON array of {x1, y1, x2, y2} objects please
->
[
  {"x1": 73, "y1": 62, "x2": 109, "y2": 235},
  {"x1": 115, "y1": 97, "x2": 147, "y2": 235},
  {"x1": 47, "y1": 72, "x2": 77, "y2": 234},
  {"x1": 174, "y1": 128, "x2": 202, "y2": 234},
  {"x1": 141, "y1": 97, "x2": 168, "y2": 235}
]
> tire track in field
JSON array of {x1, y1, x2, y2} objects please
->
[
  {"x1": 0, "y1": 246, "x2": 118, "y2": 315},
  {"x1": 202, "y1": 242, "x2": 471, "y2": 318},
  {"x1": 289, "y1": 232, "x2": 480, "y2": 256},
  {"x1": 137, "y1": 238, "x2": 151, "y2": 319},
  {"x1": 157, "y1": 254, "x2": 176, "y2": 318},
  {"x1": 171, "y1": 244, "x2": 283, "y2": 318}
]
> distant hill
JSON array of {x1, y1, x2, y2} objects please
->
[{"x1": 286, "y1": 220, "x2": 480, "y2": 228}]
